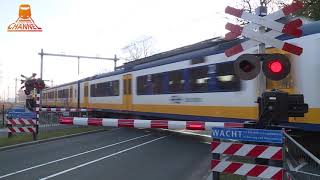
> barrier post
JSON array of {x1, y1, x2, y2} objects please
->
[
  {"x1": 34, "y1": 93, "x2": 40, "y2": 140},
  {"x1": 7, "y1": 122, "x2": 13, "y2": 138},
  {"x1": 211, "y1": 139, "x2": 220, "y2": 180},
  {"x1": 2, "y1": 104, "x2": 4, "y2": 126}
]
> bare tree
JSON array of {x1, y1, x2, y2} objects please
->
[
  {"x1": 232, "y1": 0, "x2": 290, "y2": 25},
  {"x1": 236, "y1": 0, "x2": 289, "y2": 17},
  {"x1": 122, "y1": 36, "x2": 156, "y2": 62}
]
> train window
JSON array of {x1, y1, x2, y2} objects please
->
[
  {"x1": 58, "y1": 90, "x2": 62, "y2": 98},
  {"x1": 137, "y1": 75, "x2": 149, "y2": 95},
  {"x1": 90, "y1": 80, "x2": 120, "y2": 97},
  {"x1": 90, "y1": 84, "x2": 96, "y2": 97},
  {"x1": 190, "y1": 57, "x2": 205, "y2": 65},
  {"x1": 215, "y1": 62, "x2": 241, "y2": 91},
  {"x1": 65, "y1": 89, "x2": 69, "y2": 98},
  {"x1": 151, "y1": 73, "x2": 163, "y2": 94},
  {"x1": 168, "y1": 70, "x2": 184, "y2": 93},
  {"x1": 70, "y1": 88, "x2": 73, "y2": 98},
  {"x1": 58, "y1": 89, "x2": 68, "y2": 98},
  {"x1": 189, "y1": 66, "x2": 209, "y2": 92},
  {"x1": 112, "y1": 80, "x2": 120, "y2": 96},
  {"x1": 48, "y1": 92, "x2": 53, "y2": 99}
]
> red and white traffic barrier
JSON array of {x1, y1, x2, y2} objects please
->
[
  {"x1": 7, "y1": 127, "x2": 36, "y2": 133},
  {"x1": 211, "y1": 160, "x2": 283, "y2": 180},
  {"x1": 7, "y1": 119, "x2": 37, "y2": 126},
  {"x1": 211, "y1": 141, "x2": 282, "y2": 160},
  {"x1": 39, "y1": 108, "x2": 92, "y2": 112},
  {"x1": 59, "y1": 117, "x2": 243, "y2": 130}
]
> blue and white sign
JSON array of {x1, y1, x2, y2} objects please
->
[{"x1": 212, "y1": 127, "x2": 283, "y2": 144}]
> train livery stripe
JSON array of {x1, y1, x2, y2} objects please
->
[{"x1": 78, "y1": 103, "x2": 257, "y2": 120}]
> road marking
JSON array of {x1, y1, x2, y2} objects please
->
[
  {"x1": 39, "y1": 135, "x2": 168, "y2": 180},
  {"x1": 0, "y1": 134, "x2": 151, "y2": 179}
]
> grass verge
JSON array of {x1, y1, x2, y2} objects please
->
[{"x1": 0, "y1": 126, "x2": 104, "y2": 147}]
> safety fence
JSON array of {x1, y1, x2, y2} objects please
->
[
  {"x1": 208, "y1": 129, "x2": 320, "y2": 180},
  {"x1": 38, "y1": 107, "x2": 91, "y2": 131},
  {"x1": 284, "y1": 131, "x2": 320, "y2": 180}
]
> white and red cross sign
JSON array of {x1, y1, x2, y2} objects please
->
[{"x1": 224, "y1": 1, "x2": 304, "y2": 57}]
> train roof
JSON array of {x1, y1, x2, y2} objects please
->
[{"x1": 44, "y1": 20, "x2": 320, "y2": 91}]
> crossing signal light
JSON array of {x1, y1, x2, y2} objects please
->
[
  {"x1": 234, "y1": 53, "x2": 291, "y2": 81},
  {"x1": 20, "y1": 73, "x2": 46, "y2": 95},
  {"x1": 262, "y1": 54, "x2": 291, "y2": 81},
  {"x1": 233, "y1": 54, "x2": 261, "y2": 80}
]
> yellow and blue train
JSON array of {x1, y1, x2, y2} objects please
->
[{"x1": 42, "y1": 21, "x2": 320, "y2": 131}]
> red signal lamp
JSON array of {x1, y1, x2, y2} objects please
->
[
  {"x1": 269, "y1": 60, "x2": 283, "y2": 73},
  {"x1": 262, "y1": 54, "x2": 290, "y2": 81}
]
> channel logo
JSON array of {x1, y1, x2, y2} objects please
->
[{"x1": 7, "y1": 4, "x2": 42, "y2": 32}]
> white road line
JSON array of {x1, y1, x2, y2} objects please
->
[
  {"x1": 39, "y1": 135, "x2": 169, "y2": 180},
  {"x1": 0, "y1": 134, "x2": 151, "y2": 179}
]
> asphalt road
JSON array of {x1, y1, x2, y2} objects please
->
[{"x1": 0, "y1": 128, "x2": 211, "y2": 180}]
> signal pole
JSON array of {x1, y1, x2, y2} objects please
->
[
  {"x1": 256, "y1": 6, "x2": 267, "y2": 96},
  {"x1": 7, "y1": 86, "x2": 9, "y2": 102},
  {"x1": 38, "y1": 49, "x2": 119, "y2": 79},
  {"x1": 15, "y1": 78, "x2": 17, "y2": 103}
]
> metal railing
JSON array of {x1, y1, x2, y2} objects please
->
[{"x1": 284, "y1": 131, "x2": 320, "y2": 180}]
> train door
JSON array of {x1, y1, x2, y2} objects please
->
[
  {"x1": 123, "y1": 74, "x2": 132, "y2": 111},
  {"x1": 83, "y1": 82, "x2": 89, "y2": 107}
]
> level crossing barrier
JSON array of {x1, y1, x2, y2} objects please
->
[
  {"x1": 59, "y1": 117, "x2": 244, "y2": 130},
  {"x1": 38, "y1": 107, "x2": 92, "y2": 112}
]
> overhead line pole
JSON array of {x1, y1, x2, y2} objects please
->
[{"x1": 38, "y1": 49, "x2": 119, "y2": 78}]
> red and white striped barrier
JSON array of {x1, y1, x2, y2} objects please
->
[
  {"x1": 7, "y1": 119, "x2": 37, "y2": 126},
  {"x1": 59, "y1": 117, "x2": 244, "y2": 130},
  {"x1": 211, "y1": 160, "x2": 283, "y2": 180},
  {"x1": 7, "y1": 127, "x2": 36, "y2": 133},
  {"x1": 39, "y1": 108, "x2": 92, "y2": 112},
  {"x1": 211, "y1": 141, "x2": 283, "y2": 160}
]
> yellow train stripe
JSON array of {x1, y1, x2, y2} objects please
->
[
  {"x1": 133, "y1": 104, "x2": 258, "y2": 120},
  {"x1": 290, "y1": 108, "x2": 320, "y2": 124}
]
